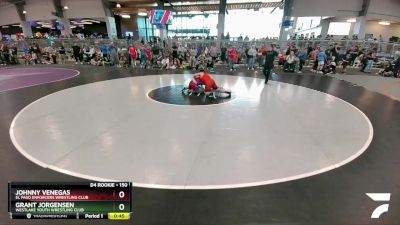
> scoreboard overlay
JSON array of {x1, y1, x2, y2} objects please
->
[{"x1": 8, "y1": 182, "x2": 132, "y2": 220}]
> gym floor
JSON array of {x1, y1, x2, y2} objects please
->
[{"x1": 0, "y1": 65, "x2": 399, "y2": 225}]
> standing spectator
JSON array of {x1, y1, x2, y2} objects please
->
[
  {"x1": 209, "y1": 44, "x2": 218, "y2": 68},
  {"x1": 109, "y1": 43, "x2": 119, "y2": 67},
  {"x1": 317, "y1": 48, "x2": 327, "y2": 73},
  {"x1": 145, "y1": 45, "x2": 152, "y2": 67},
  {"x1": 2, "y1": 44, "x2": 10, "y2": 65},
  {"x1": 59, "y1": 45, "x2": 66, "y2": 64},
  {"x1": 362, "y1": 48, "x2": 377, "y2": 73},
  {"x1": 311, "y1": 46, "x2": 320, "y2": 72},
  {"x1": 263, "y1": 45, "x2": 279, "y2": 84},
  {"x1": 72, "y1": 43, "x2": 81, "y2": 64},
  {"x1": 100, "y1": 44, "x2": 109, "y2": 62},
  {"x1": 247, "y1": 45, "x2": 257, "y2": 70},
  {"x1": 33, "y1": 43, "x2": 42, "y2": 64},
  {"x1": 11, "y1": 44, "x2": 18, "y2": 65},
  {"x1": 129, "y1": 44, "x2": 137, "y2": 68},
  {"x1": 220, "y1": 45, "x2": 227, "y2": 65},
  {"x1": 392, "y1": 51, "x2": 400, "y2": 78},
  {"x1": 331, "y1": 43, "x2": 339, "y2": 65},
  {"x1": 172, "y1": 43, "x2": 178, "y2": 60},
  {"x1": 227, "y1": 46, "x2": 238, "y2": 71},
  {"x1": 258, "y1": 45, "x2": 267, "y2": 68},
  {"x1": 297, "y1": 47, "x2": 307, "y2": 73},
  {"x1": 139, "y1": 45, "x2": 147, "y2": 68}
]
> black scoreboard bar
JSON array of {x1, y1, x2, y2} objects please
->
[{"x1": 8, "y1": 182, "x2": 132, "y2": 220}]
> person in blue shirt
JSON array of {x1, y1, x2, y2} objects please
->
[
  {"x1": 317, "y1": 50, "x2": 327, "y2": 73},
  {"x1": 100, "y1": 45, "x2": 109, "y2": 61},
  {"x1": 297, "y1": 47, "x2": 308, "y2": 73},
  {"x1": 108, "y1": 43, "x2": 119, "y2": 67}
]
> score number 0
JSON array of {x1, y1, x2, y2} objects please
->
[
  {"x1": 117, "y1": 183, "x2": 128, "y2": 211},
  {"x1": 118, "y1": 191, "x2": 125, "y2": 210}
]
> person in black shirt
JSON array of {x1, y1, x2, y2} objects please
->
[
  {"x1": 392, "y1": 53, "x2": 400, "y2": 78},
  {"x1": 72, "y1": 44, "x2": 81, "y2": 64},
  {"x1": 2, "y1": 45, "x2": 10, "y2": 65},
  {"x1": 59, "y1": 45, "x2": 66, "y2": 64},
  {"x1": 263, "y1": 45, "x2": 279, "y2": 84},
  {"x1": 172, "y1": 44, "x2": 178, "y2": 60},
  {"x1": 331, "y1": 43, "x2": 339, "y2": 64},
  {"x1": 11, "y1": 44, "x2": 18, "y2": 65},
  {"x1": 220, "y1": 45, "x2": 227, "y2": 65}
]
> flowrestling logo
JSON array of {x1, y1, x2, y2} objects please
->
[{"x1": 366, "y1": 193, "x2": 391, "y2": 219}]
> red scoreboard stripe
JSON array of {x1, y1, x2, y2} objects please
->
[{"x1": 161, "y1": 10, "x2": 171, "y2": 24}]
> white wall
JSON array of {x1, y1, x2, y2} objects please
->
[
  {"x1": 295, "y1": 26, "x2": 322, "y2": 37},
  {"x1": 367, "y1": 0, "x2": 400, "y2": 22},
  {"x1": 25, "y1": 0, "x2": 57, "y2": 21},
  {"x1": 292, "y1": 0, "x2": 363, "y2": 17},
  {"x1": 0, "y1": 0, "x2": 107, "y2": 26},
  {"x1": 365, "y1": 21, "x2": 400, "y2": 41},
  {"x1": 0, "y1": 4, "x2": 20, "y2": 26},
  {"x1": 63, "y1": 0, "x2": 106, "y2": 19}
]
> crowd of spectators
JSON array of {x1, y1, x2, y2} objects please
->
[{"x1": 1, "y1": 39, "x2": 399, "y2": 78}]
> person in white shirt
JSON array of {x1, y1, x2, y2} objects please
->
[
  {"x1": 247, "y1": 45, "x2": 257, "y2": 70},
  {"x1": 284, "y1": 51, "x2": 297, "y2": 72}
]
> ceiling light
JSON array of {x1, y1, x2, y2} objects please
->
[
  {"x1": 22, "y1": 10, "x2": 27, "y2": 14},
  {"x1": 121, "y1": 14, "x2": 131, "y2": 19},
  {"x1": 63, "y1": 6, "x2": 69, "y2": 10},
  {"x1": 82, "y1": 19, "x2": 101, "y2": 23},
  {"x1": 138, "y1": 12, "x2": 147, "y2": 16},
  {"x1": 116, "y1": 3, "x2": 121, "y2": 8},
  {"x1": 346, "y1": 18, "x2": 356, "y2": 23},
  {"x1": 378, "y1": 21, "x2": 390, "y2": 25}
]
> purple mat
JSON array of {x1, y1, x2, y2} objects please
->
[{"x1": 0, "y1": 67, "x2": 79, "y2": 92}]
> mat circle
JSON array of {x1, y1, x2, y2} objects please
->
[{"x1": 147, "y1": 85, "x2": 235, "y2": 105}]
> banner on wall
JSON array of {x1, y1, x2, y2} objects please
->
[
  {"x1": 149, "y1": 10, "x2": 173, "y2": 25},
  {"x1": 106, "y1": 16, "x2": 118, "y2": 39},
  {"x1": 282, "y1": 20, "x2": 294, "y2": 28}
]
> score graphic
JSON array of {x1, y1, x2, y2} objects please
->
[{"x1": 8, "y1": 182, "x2": 132, "y2": 220}]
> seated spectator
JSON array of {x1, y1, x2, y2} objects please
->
[
  {"x1": 161, "y1": 57, "x2": 170, "y2": 69},
  {"x1": 393, "y1": 52, "x2": 400, "y2": 77},
  {"x1": 284, "y1": 51, "x2": 297, "y2": 72},
  {"x1": 277, "y1": 53, "x2": 285, "y2": 68},
  {"x1": 377, "y1": 62, "x2": 393, "y2": 77}
]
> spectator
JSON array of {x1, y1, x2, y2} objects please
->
[
  {"x1": 377, "y1": 62, "x2": 393, "y2": 77},
  {"x1": 317, "y1": 48, "x2": 327, "y2": 73},
  {"x1": 59, "y1": 45, "x2": 66, "y2": 64},
  {"x1": 72, "y1": 43, "x2": 81, "y2": 64},
  {"x1": 247, "y1": 45, "x2": 257, "y2": 70},
  {"x1": 129, "y1": 44, "x2": 137, "y2": 68},
  {"x1": 109, "y1": 43, "x2": 119, "y2": 67},
  {"x1": 297, "y1": 47, "x2": 307, "y2": 73},
  {"x1": 227, "y1": 46, "x2": 238, "y2": 71},
  {"x1": 284, "y1": 51, "x2": 297, "y2": 72},
  {"x1": 361, "y1": 48, "x2": 377, "y2": 73}
]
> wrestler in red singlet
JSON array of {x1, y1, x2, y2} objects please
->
[
  {"x1": 200, "y1": 72, "x2": 218, "y2": 91},
  {"x1": 188, "y1": 76, "x2": 203, "y2": 91}
]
